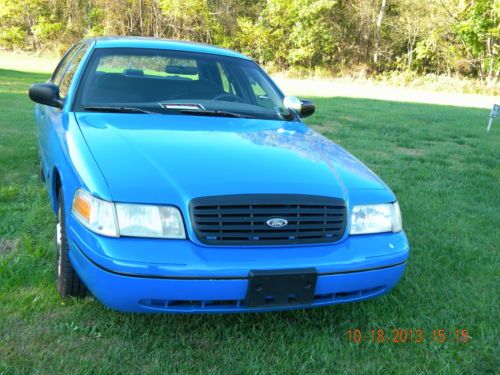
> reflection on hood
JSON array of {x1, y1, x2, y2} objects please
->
[{"x1": 239, "y1": 125, "x2": 380, "y2": 184}]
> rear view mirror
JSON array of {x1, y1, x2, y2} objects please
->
[
  {"x1": 29, "y1": 83, "x2": 64, "y2": 109},
  {"x1": 283, "y1": 96, "x2": 315, "y2": 118}
]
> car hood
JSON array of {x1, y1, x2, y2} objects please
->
[{"x1": 75, "y1": 113, "x2": 392, "y2": 206}]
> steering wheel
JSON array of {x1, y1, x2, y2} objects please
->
[{"x1": 211, "y1": 93, "x2": 244, "y2": 102}]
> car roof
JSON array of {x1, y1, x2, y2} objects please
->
[{"x1": 88, "y1": 36, "x2": 251, "y2": 60}]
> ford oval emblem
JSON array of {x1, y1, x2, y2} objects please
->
[{"x1": 266, "y1": 218, "x2": 288, "y2": 228}]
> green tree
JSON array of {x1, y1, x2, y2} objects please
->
[{"x1": 0, "y1": 0, "x2": 496, "y2": 83}]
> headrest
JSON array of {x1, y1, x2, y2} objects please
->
[
  {"x1": 165, "y1": 65, "x2": 198, "y2": 75},
  {"x1": 123, "y1": 68, "x2": 144, "y2": 76}
]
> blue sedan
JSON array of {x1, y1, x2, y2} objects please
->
[{"x1": 29, "y1": 37, "x2": 409, "y2": 313}]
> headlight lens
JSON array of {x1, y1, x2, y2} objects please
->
[
  {"x1": 72, "y1": 189, "x2": 118, "y2": 237},
  {"x1": 116, "y1": 203, "x2": 185, "y2": 238},
  {"x1": 350, "y1": 202, "x2": 402, "y2": 235},
  {"x1": 71, "y1": 189, "x2": 185, "y2": 239}
]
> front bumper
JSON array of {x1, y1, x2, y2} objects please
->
[
  {"x1": 67, "y1": 212, "x2": 409, "y2": 313},
  {"x1": 68, "y1": 239, "x2": 408, "y2": 313},
  {"x1": 68, "y1": 213, "x2": 409, "y2": 277}
]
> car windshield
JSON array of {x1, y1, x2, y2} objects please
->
[{"x1": 74, "y1": 48, "x2": 293, "y2": 121}]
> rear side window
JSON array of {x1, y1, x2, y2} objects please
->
[{"x1": 59, "y1": 45, "x2": 89, "y2": 98}]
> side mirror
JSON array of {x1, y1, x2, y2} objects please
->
[
  {"x1": 283, "y1": 96, "x2": 315, "y2": 118},
  {"x1": 29, "y1": 83, "x2": 64, "y2": 109}
]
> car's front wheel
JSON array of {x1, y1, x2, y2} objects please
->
[{"x1": 56, "y1": 190, "x2": 87, "y2": 298}]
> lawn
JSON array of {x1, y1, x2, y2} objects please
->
[{"x1": 0, "y1": 68, "x2": 498, "y2": 374}]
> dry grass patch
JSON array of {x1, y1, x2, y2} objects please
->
[
  {"x1": 396, "y1": 147, "x2": 426, "y2": 157},
  {"x1": 0, "y1": 238, "x2": 19, "y2": 257}
]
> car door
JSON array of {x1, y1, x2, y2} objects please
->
[
  {"x1": 38, "y1": 44, "x2": 89, "y2": 187},
  {"x1": 37, "y1": 43, "x2": 82, "y2": 178}
]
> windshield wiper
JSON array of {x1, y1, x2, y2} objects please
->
[
  {"x1": 84, "y1": 105, "x2": 254, "y2": 119},
  {"x1": 83, "y1": 106, "x2": 155, "y2": 114},
  {"x1": 177, "y1": 109, "x2": 253, "y2": 119}
]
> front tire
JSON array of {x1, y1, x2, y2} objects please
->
[{"x1": 56, "y1": 190, "x2": 87, "y2": 298}]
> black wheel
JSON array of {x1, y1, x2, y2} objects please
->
[{"x1": 56, "y1": 189, "x2": 87, "y2": 298}]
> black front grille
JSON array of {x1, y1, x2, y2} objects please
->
[{"x1": 190, "y1": 194, "x2": 347, "y2": 246}]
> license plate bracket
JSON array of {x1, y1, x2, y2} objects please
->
[{"x1": 245, "y1": 268, "x2": 317, "y2": 308}]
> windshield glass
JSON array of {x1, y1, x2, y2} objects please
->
[{"x1": 74, "y1": 48, "x2": 292, "y2": 121}]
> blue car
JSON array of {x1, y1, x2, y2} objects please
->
[{"x1": 29, "y1": 37, "x2": 409, "y2": 313}]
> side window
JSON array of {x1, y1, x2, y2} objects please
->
[
  {"x1": 59, "y1": 45, "x2": 88, "y2": 98},
  {"x1": 216, "y1": 62, "x2": 235, "y2": 94},
  {"x1": 51, "y1": 44, "x2": 82, "y2": 85},
  {"x1": 247, "y1": 73, "x2": 274, "y2": 109}
]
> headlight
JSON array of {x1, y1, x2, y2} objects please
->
[
  {"x1": 350, "y1": 202, "x2": 402, "y2": 235},
  {"x1": 116, "y1": 203, "x2": 185, "y2": 238},
  {"x1": 72, "y1": 189, "x2": 118, "y2": 237},
  {"x1": 72, "y1": 189, "x2": 186, "y2": 239}
]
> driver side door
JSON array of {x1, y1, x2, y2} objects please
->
[{"x1": 38, "y1": 44, "x2": 87, "y2": 185}]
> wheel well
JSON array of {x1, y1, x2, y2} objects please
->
[{"x1": 52, "y1": 168, "x2": 62, "y2": 212}]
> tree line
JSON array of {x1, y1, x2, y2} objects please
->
[{"x1": 0, "y1": 0, "x2": 498, "y2": 82}]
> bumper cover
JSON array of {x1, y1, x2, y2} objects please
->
[
  {"x1": 67, "y1": 214, "x2": 409, "y2": 313},
  {"x1": 69, "y1": 239, "x2": 407, "y2": 313}
]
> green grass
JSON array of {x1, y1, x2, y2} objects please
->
[{"x1": 0, "y1": 68, "x2": 498, "y2": 374}]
